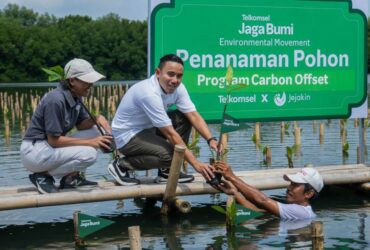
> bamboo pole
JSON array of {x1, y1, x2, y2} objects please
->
[
  {"x1": 19, "y1": 113, "x2": 23, "y2": 132},
  {"x1": 221, "y1": 133, "x2": 228, "y2": 161},
  {"x1": 341, "y1": 127, "x2": 346, "y2": 146},
  {"x1": 25, "y1": 113, "x2": 30, "y2": 128},
  {"x1": 110, "y1": 97, "x2": 116, "y2": 120},
  {"x1": 312, "y1": 120, "x2": 317, "y2": 133},
  {"x1": 73, "y1": 211, "x2": 85, "y2": 247},
  {"x1": 118, "y1": 84, "x2": 123, "y2": 99},
  {"x1": 319, "y1": 123, "x2": 324, "y2": 144},
  {"x1": 128, "y1": 226, "x2": 142, "y2": 250},
  {"x1": 161, "y1": 145, "x2": 186, "y2": 215},
  {"x1": 172, "y1": 198, "x2": 191, "y2": 213},
  {"x1": 0, "y1": 92, "x2": 3, "y2": 110},
  {"x1": 10, "y1": 95, "x2": 15, "y2": 127},
  {"x1": 5, "y1": 118, "x2": 10, "y2": 143},
  {"x1": 226, "y1": 195, "x2": 235, "y2": 229},
  {"x1": 280, "y1": 122, "x2": 284, "y2": 143},
  {"x1": 266, "y1": 145, "x2": 272, "y2": 165},
  {"x1": 363, "y1": 124, "x2": 366, "y2": 146},
  {"x1": 357, "y1": 182, "x2": 370, "y2": 193},
  {"x1": 1, "y1": 164, "x2": 368, "y2": 195},
  {"x1": 294, "y1": 127, "x2": 301, "y2": 146},
  {"x1": 293, "y1": 121, "x2": 298, "y2": 129},
  {"x1": 311, "y1": 221, "x2": 324, "y2": 250},
  {"x1": 357, "y1": 146, "x2": 360, "y2": 164},
  {"x1": 0, "y1": 165, "x2": 369, "y2": 211},
  {"x1": 255, "y1": 122, "x2": 260, "y2": 145}
]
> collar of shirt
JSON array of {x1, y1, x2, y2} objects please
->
[
  {"x1": 60, "y1": 87, "x2": 80, "y2": 108},
  {"x1": 151, "y1": 75, "x2": 168, "y2": 98}
]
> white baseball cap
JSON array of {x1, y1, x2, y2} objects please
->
[
  {"x1": 283, "y1": 167, "x2": 324, "y2": 193},
  {"x1": 64, "y1": 58, "x2": 105, "y2": 83}
]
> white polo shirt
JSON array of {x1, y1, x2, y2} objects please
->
[
  {"x1": 278, "y1": 202, "x2": 316, "y2": 220},
  {"x1": 112, "y1": 75, "x2": 196, "y2": 149}
]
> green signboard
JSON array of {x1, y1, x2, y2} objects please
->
[
  {"x1": 76, "y1": 212, "x2": 114, "y2": 238},
  {"x1": 150, "y1": 0, "x2": 366, "y2": 122},
  {"x1": 235, "y1": 204, "x2": 264, "y2": 224}
]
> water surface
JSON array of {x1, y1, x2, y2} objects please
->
[{"x1": 0, "y1": 85, "x2": 369, "y2": 249}]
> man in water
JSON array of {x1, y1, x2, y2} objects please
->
[{"x1": 214, "y1": 161, "x2": 324, "y2": 219}]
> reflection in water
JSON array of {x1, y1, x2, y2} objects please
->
[
  {"x1": 206, "y1": 216, "x2": 315, "y2": 250},
  {"x1": 0, "y1": 189, "x2": 369, "y2": 249}
]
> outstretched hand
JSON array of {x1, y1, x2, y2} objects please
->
[
  {"x1": 214, "y1": 161, "x2": 235, "y2": 180},
  {"x1": 215, "y1": 180, "x2": 238, "y2": 195},
  {"x1": 193, "y1": 162, "x2": 215, "y2": 182}
]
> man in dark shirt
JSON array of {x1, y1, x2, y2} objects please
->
[{"x1": 20, "y1": 58, "x2": 113, "y2": 194}]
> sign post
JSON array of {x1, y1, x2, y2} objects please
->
[{"x1": 73, "y1": 211, "x2": 115, "y2": 246}]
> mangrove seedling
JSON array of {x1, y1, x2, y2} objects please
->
[
  {"x1": 284, "y1": 122, "x2": 291, "y2": 136},
  {"x1": 342, "y1": 142, "x2": 349, "y2": 157},
  {"x1": 262, "y1": 144, "x2": 272, "y2": 166},
  {"x1": 286, "y1": 145, "x2": 297, "y2": 168},
  {"x1": 208, "y1": 65, "x2": 248, "y2": 185}
]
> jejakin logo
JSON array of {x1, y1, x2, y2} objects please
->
[{"x1": 274, "y1": 92, "x2": 286, "y2": 106}]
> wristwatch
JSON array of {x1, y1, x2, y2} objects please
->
[{"x1": 207, "y1": 137, "x2": 217, "y2": 146}]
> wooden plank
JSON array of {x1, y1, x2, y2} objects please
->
[{"x1": 0, "y1": 164, "x2": 368, "y2": 211}]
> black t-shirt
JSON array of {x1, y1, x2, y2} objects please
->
[{"x1": 23, "y1": 87, "x2": 89, "y2": 140}]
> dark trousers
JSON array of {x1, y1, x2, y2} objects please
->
[{"x1": 117, "y1": 110, "x2": 191, "y2": 170}]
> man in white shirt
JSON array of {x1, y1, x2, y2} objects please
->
[
  {"x1": 109, "y1": 54, "x2": 219, "y2": 185},
  {"x1": 214, "y1": 161, "x2": 324, "y2": 220}
]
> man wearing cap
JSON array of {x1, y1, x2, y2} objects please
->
[
  {"x1": 214, "y1": 161, "x2": 324, "y2": 219},
  {"x1": 20, "y1": 58, "x2": 113, "y2": 194}
]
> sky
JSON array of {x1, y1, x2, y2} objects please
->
[
  {"x1": 0, "y1": 0, "x2": 149, "y2": 20},
  {"x1": 0, "y1": 0, "x2": 367, "y2": 20}
]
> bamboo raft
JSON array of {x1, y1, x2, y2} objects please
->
[{"x1": 0, "y1": 164, "x2": 369, "y2": 211}]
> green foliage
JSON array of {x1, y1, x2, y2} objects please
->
[
  {"x1": 365, "y1": 118, "x2": 370, "y2": 128},
  {"x1": 41, "y1": 65, "x2": 64, "y2": 82},
  {"x1": 0, "y1": 4, "x2": 147, "y2": 83},
  {"x1": 284, "y1": 122, "x2": 290, "y2": 131},
  {"x1": 251, "y1": 133, "x2": 262, "y2": 149},
  {"x1": 210, "y1": 147, "x2": 229, "y2": 161},
  {"x1": 226, "y1": 198, "x2": 236, "y2": 228},
  {"x1": 262, "y1": 144, "x2": 269, "y2": 155},
  {"x1": 251, "y1": 133, "x2": 257, "y2": 144},
  {"x1": 211, "y1": 205, "x2": 226, "y2": 214},
  {"x1": 342, "y1": 142, "x2": 349, "y2": 152},
  {"x1": 262, "y1": 144, "x2": 271, "y2": 165},
  {"x1": 225, "y1": 64, "x2": 248, "y2": 93},
  {"x1": 216, "y1": 65, "x2": 249, "y2": 160},
  {"x1": 187, "y1": 130, "x2": 200, "y2": 156},
  {"x1": 286, "y1": 145, "x2": 297, "y2": 168},
  {"x1": 251, "y1": 134, "x2": 271, "y2": 166},
  {"x1": 225, "y1": 65, "x2": 233, "y2": 85}
]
